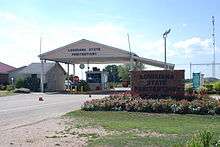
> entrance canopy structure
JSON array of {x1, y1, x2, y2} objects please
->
[
  {"x1": 39, "y1": 39, "x2": 174, "y2": 69},
  {"x1": 39, "y1": 39, "x2": 175, "y2": 92}
]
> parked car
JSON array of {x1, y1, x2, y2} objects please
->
[{"x1": 64, "y1": 80, "x2": 78, "y2": 90}]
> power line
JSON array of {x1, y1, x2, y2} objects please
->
[{"x1": 189, "y1": 62, "x2": 220, "y2": 79}]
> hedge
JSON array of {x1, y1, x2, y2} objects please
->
[{"x1": 82, "y1": 93, "x2": 220, "y2": 115}]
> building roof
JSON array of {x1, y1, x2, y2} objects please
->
[
  {"x1": 0, "y1": 62, "x2": 16, "y2": 73},
  {"x1": 9, "y1": 66, "x2": 27, "y2": 73},
  {"x1": 18, "y1": 63, "x2": 61, "y2": 75},
  {"x1": 39, "y1": 39, "x2": 175, "y2": 69}
]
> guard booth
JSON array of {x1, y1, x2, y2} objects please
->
[
  {"x1": 86, "y1": 67, "x2": 108, "y2": 90},
  {"x1": 39, "y1": 39, "x2": 175, "y2": 92}
]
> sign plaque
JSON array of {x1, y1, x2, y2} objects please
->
[{"x1": 131, "y1": 70, "x2": 185, "y2": 99}]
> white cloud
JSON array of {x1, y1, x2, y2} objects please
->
[
  {"x1": 173, "y1": 37, "x2": 212, "y2": 58},
  {"x1": 182, "y1": 23, "x2": 187, "y2": 27},
  {"x1": 137, "y1": 39, "x2": 164, "y2": 58},
  {"x1": 0, "y1": 11, "x2": 180, "y2": 70},
  {"x1": 1, "y1": 11, "x2": 218, "y2": 79},
  {"x1": 40, "y1": 22, "x2": 129, "y2": 53},
  {"x1": 0, "y1": 12, "x2": 130, "y2": 79},
  {"x1": 173, "y1": 37, "x2": 210, "y2": 49},
  {"x1": 0, "y1": 11, "x2": 17, "y2": 21},
  {"x1": 133, "y1": 38, "x2": 177, "y2": 62}
]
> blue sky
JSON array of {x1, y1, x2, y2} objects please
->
[{"x1": 0, "y1": 0, "x2": 219, "y2": 78}]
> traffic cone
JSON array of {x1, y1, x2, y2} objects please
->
[{"x1": 39, "y1": 96, "x2": 44, "y2": 101}]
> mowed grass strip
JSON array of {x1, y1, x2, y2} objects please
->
[
  {"x1": 0, "y1": 91, "x2": 14, "y2": 97},
  {"x1": 66, "y1": 110, "x2": 220, "y2": 146}
]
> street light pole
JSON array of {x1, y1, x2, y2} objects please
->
[
  {"x1": 164, "y1": 36, "x2": 167, "y2": 70},
  {"x1": 163, "y1": 29, "x2": 171, "y2": 70}
]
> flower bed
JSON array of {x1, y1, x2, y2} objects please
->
[{"x1": 82, "y1": 93, "x2": 220, "y2": 115}]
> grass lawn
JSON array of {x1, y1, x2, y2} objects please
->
[
  {"x1": 66, "y1": 110, "x2": 220, "y2": 147},
  {"x1": 0, "y1": 90, "x2": 14, "y2": 97}
]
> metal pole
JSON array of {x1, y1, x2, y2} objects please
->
[
  {"x1": 190, "y1": 62, "x2": 192, "y2": 80},
  {"x1": 67, "y1": 63, "x2": 70, "y2": 90},
  {"x1": 212, "y1": 16, "x2": 216, "y2": 78},
  {"x1": 163, "y1": 29, "x2": 171, "y2": 70},
  {"x1": 40, "y1": 60, "x2": 44, "y2": 92},
  {"x1": 127, "y1": 33, "x2": 133, "y2": 88},
  {"x1": 164, "y1": 37, "x2": 167, "y2": 70},
  {"x1": 127, "y1": 33, "x2": 133, "y2": 70},
  {"x1": 39, "y1": 37, "x2": 44, "y2": 93},
  {"x1": 72, "y1": 64, "x2": 75, "y2": 76}
]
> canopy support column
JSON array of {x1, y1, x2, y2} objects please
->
[
  {"x1": 40, "y1": 60, "x2": 44, "y2": 93},
  {"x1": 67, "y1": 63, "x2": 70, "y2": 90},
  {"x1": 72, "y1": 64, "x2": 75, "y2": 76}
]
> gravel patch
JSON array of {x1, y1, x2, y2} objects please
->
[{"x1": 0, "y1": 117, "x2": 86, "y2": 147}]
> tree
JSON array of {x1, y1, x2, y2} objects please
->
[
  {"x1": 15, "y1": 78, "x2": 25, "y2": 88},
  {"x1": 133, "y1": 61, "x2": 145, "y2": 71},
  {"x1": 103, "y1": 65, "x2": 120, "y2": 83},
  {"x1": 118, "y1": 64, "x2": 130, "y2": 82},
  {"x1": 77, "y1": 80, "x2": 90, "y2": 92},
  {"x1": 214, "y1": 81, "x2": 220, "y2": 91},
  {"x1": 118, "y1": 62, "x2": 145, "y2": 82}
]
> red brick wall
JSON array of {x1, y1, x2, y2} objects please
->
[{"x1": 131, "y1": 70, "x2": 185, "y2": 99}]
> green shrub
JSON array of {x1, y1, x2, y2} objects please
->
[
  {"x1": 204, "y1": 84, "x2": 214, "y2": 91},
  {"x1": 186, "y1": 134, "x2": 203, "y2": 147},
  {"x1": 6, "y1": 85, "x2": 15, "y2": 91},
  {"x1": 82, "y1": 93, "x2": 219, "y2": 115},
  {"x1": 15, "y1": 78, "x2": 25, "y2": 88},
  {"x1": 199, "y1": 130, "x2": 214, "y2": 147},
  {"x1": 185, "y1": 86, "x2": 193, "y2": 94},
  {"x1": 197, "y1": 86, "x2": 207, "y2": 95},
  {"x1": 77, "y1": 80, "x2": 90, "y2": 92},
  {"x1": 185, "y1": 130, "x2": 216, "y2": 147},
  {"x1": 174, "y1": 99, "x2": 190, "y2": 114},
  {"x1": 188, "y1": 98, "x2": 218, "y2": 115},
  {"x1": 215, "y1": 102, "x2": 220, "y2": 114},
  {"x1": 0, "y1": 85, "x2": 6, "y2": 90},
  {"x1": 214, "y1": 81, "x2": 220, "y2": 91},
  {"x1": 213, "y1": 140, "x2": 220, "y2": 146}
]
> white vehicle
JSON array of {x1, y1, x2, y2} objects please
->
[{"x1": 64, "y1": 80, "x2": 73, "y2": 89}]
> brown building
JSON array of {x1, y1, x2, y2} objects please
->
[{"x1": 0, "y1": 62, "x2": 16, "y2": 85}]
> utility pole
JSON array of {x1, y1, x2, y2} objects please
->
[
  {"x1": 212, "y1": 16, "x2": 216, "y2": 78},
  {"x1": 127, "y1": 33, "x2": 133, "y2": 87},
  {"x1": 127, "y1": 33, "x2": 133, "y2": 70},
  {"x1": 40, "y1": 37, "x2": 44, "y2": 93},
  {"x1": 163, "y1": 29, "x2": 171, "y2": 70}
]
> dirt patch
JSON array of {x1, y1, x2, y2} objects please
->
[
  {"x1": 121, "y1": 128, "x2": 177, "y2": 138},
  {"x1": 0, "y1": 117, "x2": 87, "y2": 147},
  {"x1": 0, "y1": 115, "x2": 177, "y2": 147},
  {"x1": 137, "y1": 131, "x2": 170, "y2": 137},
  {"x1": 55, "y1": 117, "x2": 109, "y2": 143}
]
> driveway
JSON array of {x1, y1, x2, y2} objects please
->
[{"x1": 0, "y1": 93, "x2": 105, "y2": 131}]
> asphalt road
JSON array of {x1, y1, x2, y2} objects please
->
[{"x1": 0, "y1": 93, "x2": 105, "y2": 131}]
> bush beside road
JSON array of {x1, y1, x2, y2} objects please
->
[{"x1": 0, "y1": 90, "x2": 14, "y2": 97}]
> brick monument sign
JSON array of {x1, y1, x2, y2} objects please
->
[{"x1": 131, "y1": 70, "x2": 185, "y2": 99}]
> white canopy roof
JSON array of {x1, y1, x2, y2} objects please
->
[{"x1": 39, "y1": 39, "x2": 175, "y2": 69}]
